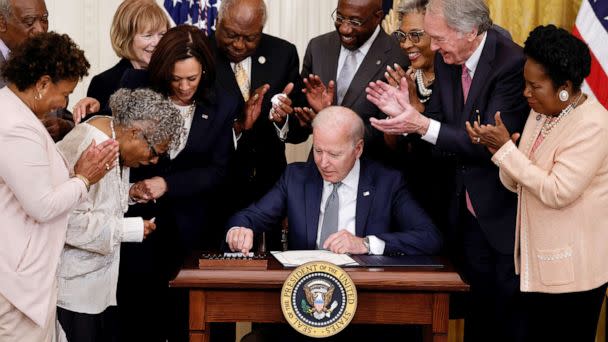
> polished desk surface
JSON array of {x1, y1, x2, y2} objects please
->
[{"x1": 170, "y1": 255, "x2": 469, "y2": 293}]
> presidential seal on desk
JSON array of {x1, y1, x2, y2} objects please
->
[{"x1": 281, "y1": 261, "x2": 357, "y2": 338}]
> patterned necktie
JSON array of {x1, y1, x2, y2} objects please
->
[
  {"x1": 318, "y1": 182, "x2": 341, "y2": 249},
  {"x1": 336, "y1": 50, "x2": 358, "y2": 105},
  {"x1": 234, "y1": 61, "x2": 250, "y2": 102},
  {"x1": 462, "y1": 64, "x2": 476, "y2": 217}
]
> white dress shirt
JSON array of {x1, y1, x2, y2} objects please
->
[
  {"x1": 315, "y1": 159, "x2": 386, "y2": 254},
  {"x1": 421, "y1": 32, "x2": 488, "y2": 144},
  {"x1": 56, "y1": 122, "x2": 143, "y2": 314}
]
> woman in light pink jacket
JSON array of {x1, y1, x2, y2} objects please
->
[
  {"x1": 467, "y1": 25, "x2": 608, "y2": 342},
  {"x1": 0, "y1": 32, "x2": 118, "y2": 342}
]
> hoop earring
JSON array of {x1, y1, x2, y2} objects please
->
[{"x1": 559, "y1": 90, "x2": 569, "y2": 102}]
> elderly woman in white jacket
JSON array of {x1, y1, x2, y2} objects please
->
[{"x1": 55, "y1": 88, "x2": 183, "y2": 342}]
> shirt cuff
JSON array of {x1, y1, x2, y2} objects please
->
[
  {"x1": 273, "y1": 115, "x2": 290, "y2": 141},
  {"x1": 232, "y1": 128, "x2": 242, "y2": 149},
  {"x1": 491, "y1": 140, "x2": 517, "y2": 167},
  {"x1": 122, "y1": 217, "x2": 144, "y2": 242},
  {"x1": 367, "y1": 235, "x2": 385, "y2": 255},
  {"x1": 420, "y1": 119, "x2": 440, "y2": 145}
]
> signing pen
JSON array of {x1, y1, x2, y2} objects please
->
[{"x1": 150, "y1": 217, "x2": 156, "y2": 223}]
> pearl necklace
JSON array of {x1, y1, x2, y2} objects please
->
[
  {"x1": 540, "y1": 94, "x2": 583, "y2": 138},
  {"x1": 415, "y1": 69, "x2": 434, "y2": 103},
  {"x1": 110, "y1": 119, "x2": 128, "y2": 212}
]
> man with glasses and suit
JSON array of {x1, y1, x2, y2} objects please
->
[{"x1": 296, "y1": 0, "x2": 408, "y2": 164}]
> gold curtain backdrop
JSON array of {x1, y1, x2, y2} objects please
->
[{"x1": 382, "y1": 0, "x2": 583, "y2": 46}]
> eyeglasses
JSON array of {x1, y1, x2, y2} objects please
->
[
  {"x1": 331, "y1": 9, "x2": 377, "y2": 28},
  {"x1": 392, "y1": 29, "x2": 425, "y2": 44},
  {"x1": 142, "y1": 133, "x2": 160, "y2": 159}
]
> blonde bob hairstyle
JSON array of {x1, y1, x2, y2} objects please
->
[{"x1": 110, "y1": 0, "x2": 170, "y2": 60}]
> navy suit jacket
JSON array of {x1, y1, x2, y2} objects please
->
[
  {"x1": 301, "y1": 29, "x2": 409, "y2": 163},
  {"x1": 213, "y1": 34, "x2": 309, "y2": 220},
  {"x1": 228, "y1": 159, "x2": 441, "y2": 255},
  {"x1": 120, "y1": 69, "x2": 238, "y2": 252},
  {"x1": 86, "y1": 58, "x2": 133, "y2": 115},
  {"x1": 424, "y1": 28, "x2": 529, "y2": 253}
]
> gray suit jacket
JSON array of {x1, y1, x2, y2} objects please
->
[{"x1": 301, "y1": 28, "x2": 409, "y2": 162}]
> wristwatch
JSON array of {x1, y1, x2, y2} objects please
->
[{"x1": 362, "y1": 236, "x2": 371, "y2": 254}]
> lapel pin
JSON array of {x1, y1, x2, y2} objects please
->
[
  {"x1": 376, "y1": 60, "x2": 381, "y2": 65},
  {"x1": 258, "y1": 56, "x2": 266, "y2": 64},
  {"x1": 201, "y1": 114, "x2": 208, "y2": 119},
  {"x1": 536, "y1": 114, "x2": 542, "y2": 121},
  {"x1": 363, "y1": 191, "x2": 370, "y2": 197}
]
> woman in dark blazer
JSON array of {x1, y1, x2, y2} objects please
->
[
  {"x1": 115, "y1": 25, "x2": 264, "y2": 342},
  {"x1": 85, "y1": 0, "x2": 169, "y2": 116}
]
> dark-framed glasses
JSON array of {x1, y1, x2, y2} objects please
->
[
  {"x1": 392, "y1": 29, "x2": 425, "y2": 44},
  {"x1": 142, "y1": 133, "x2": 160, "y2": 159},
  {"x1": 331, "y1": 9, "x2": 375, "y2": 28}
]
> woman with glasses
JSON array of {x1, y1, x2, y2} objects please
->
[
  {"x1": 387, "y1": 0, "x2": 434, "y2": 112},
  {"x1": 116, "y1": 24, "x2": 248, "y2": 341},
  {"x1": 55, "y1": 88, "x2": 183, "y2": 342}
]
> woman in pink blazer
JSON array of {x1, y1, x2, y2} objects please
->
[
  {"x1": 467, "y1": 25, "x2": 608, "y2": 342},
  {"x1": 0, "y1": 32, "x2": 118, "y2": 342}
]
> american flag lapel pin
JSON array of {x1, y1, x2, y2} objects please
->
[
  {"x1": 363, "y1": 191, "x2": 370, "y2": 197},
  {"x1": 201, "y1": 113, "x2": 208, "y2": 119}
]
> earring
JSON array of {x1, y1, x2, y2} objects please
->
[
  {"x1": 34, "y1": 92, "x2": 42, "y2": 100},
  {"x1": 559, "y1": 89, "x2": 569, "y2": 102}
]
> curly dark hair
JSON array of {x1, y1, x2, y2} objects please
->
[
  {"x1": 147, "y1": 25, "x2": 216, "y2": 104},
  {"x1": 523, "y1": 25, "x2": 591, "y2": 92},
  {"x1": 1, "y1": 32, "x2": 90, "y2": 91}
]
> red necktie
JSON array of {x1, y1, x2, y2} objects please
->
[{"x1": 462, "y1": 65, "x2": 476, "y2": 217}]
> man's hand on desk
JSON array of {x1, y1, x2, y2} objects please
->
[
  {"x1": 227, "y1": 227, "x2": 254, "y2": 254},
  {"x1": 323, "y1": 230, "x2": 368, "y2": 255}
]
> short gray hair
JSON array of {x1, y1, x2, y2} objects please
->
[
  {"x1": 0, "y1": 0, "x2": 12, "y2": 19},
  {"x1": 398, "y1": 0, "x2": 428, "y2": 19},
  {"x1": 312, "y1": 106, "x2": 365, "y2": 146},
  {"x1": 218, "y1": 0, "x2": 267, "y2": 26},
  {"x1": 109, "y1": 88, "x2": 184, "y2": 150},
  {"x1": 427, "y1": 0, "x2": 492, "y2": 34}
]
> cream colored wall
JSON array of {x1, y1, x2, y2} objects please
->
[{"x1": 45, "y1": 0, "x2": 338, "y2": 162}]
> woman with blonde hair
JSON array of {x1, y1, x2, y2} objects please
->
[{"x1": 83, "y1": 0, "x2": 169, "y2": 116}]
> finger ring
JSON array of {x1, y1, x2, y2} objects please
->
[
  {"x1": 476, "y1": 137, "x2": 480, "y2": 143},
  {"x1": 105, "y1": 163, "x2": 110, "y2": 170}
]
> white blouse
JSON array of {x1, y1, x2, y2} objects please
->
[{"x1": 55, "y1": 121, "x2": 143, "y2": 314}]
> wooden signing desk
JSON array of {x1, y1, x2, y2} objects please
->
[{"x1": 170, "y1": 257, "x2": 468, "y2": 342}]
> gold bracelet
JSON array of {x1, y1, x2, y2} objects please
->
[{"x1": 74, "y1": 174, "x2": 90, "y2": 192}]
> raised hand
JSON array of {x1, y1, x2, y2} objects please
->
[
  {"x1": 292, "y1": 107, "x2": 317, "y2": 127},
  {"x1": 72, "y1": 97, "x2": 101, "y2": 123},
  {"x1": 269, "y1": 82, "x2": 295, "y2": 125},
  {"x1": 465, "y1": 111, "x2": 520, "y2": 154},
  {"x1": 73, "y1": 139, "x2": 119, "y2": 185},
  {"x1": 236, "y1": 84, "x2": 270, "y2": 134},
  {"x1": 302, "y1": 74, "x2": 335, "y2": 113}
]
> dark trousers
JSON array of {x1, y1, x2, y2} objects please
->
[
  {"x1": 519, "y1": 283, "x2": 607, "y2": 342},
  {"x1": 57, "y1": 306, "x2": 118, "y2": 342},
  {"x1": 452, "y1": 207, "x2": 523, "y2": 342}
]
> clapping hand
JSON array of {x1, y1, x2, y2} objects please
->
[
  {"x1": 302, "y1": 74, "x2": 335, "y2": 113},
  {"x1": 465, "y1": 111, "x2": 520, "y2": 154},
  {"x1": 269, "y1": 83, "x2": 295, "y2": 125}
]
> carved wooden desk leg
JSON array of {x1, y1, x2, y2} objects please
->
[
  {"x1": 422, "y1": 293, "x2": 449, "y2": 342},
  {"x1": 189, "y1": 290, "x2": 210, "y2": 342}
]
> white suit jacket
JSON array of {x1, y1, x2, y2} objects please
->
[{"x1": 0, "y1": 87, "x2": 87, "y2": 326}]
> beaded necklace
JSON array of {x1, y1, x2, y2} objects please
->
[
  {"x1": 414, "y1": 69, "x2": 434, "y2": 103},
  {"x1": 110, "y1": 119, "x2": 129, "y2": 212},
  {"x1": 540, "y1": 93, "x2": 583, "y2": 138}
]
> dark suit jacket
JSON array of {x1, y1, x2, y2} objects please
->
[
  {"x1": 424, "y1": 28, "x2": 529, "y2": 254},
  {"x1": 228, "y1": 159, "x2": 442, "y2": 255},
  {"x1": 212, "y1": 34, "x2": 309, "y2": 227},
  {"x1": 301, "y1": 28, "x2": 409, "y2": 163},
  {"x1": 87, "y1": 58, "x2": 133, "y2": 115},
  {"x1": 120, "y1": 69, "x2": 238, "y2": 256}
]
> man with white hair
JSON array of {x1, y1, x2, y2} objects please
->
[
  {"x1": 226, "y1": 106, "x2": 441, "y2": 257},
  {"x1": 366, "y1": 0, "x2": 529, "y2": 340}
]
